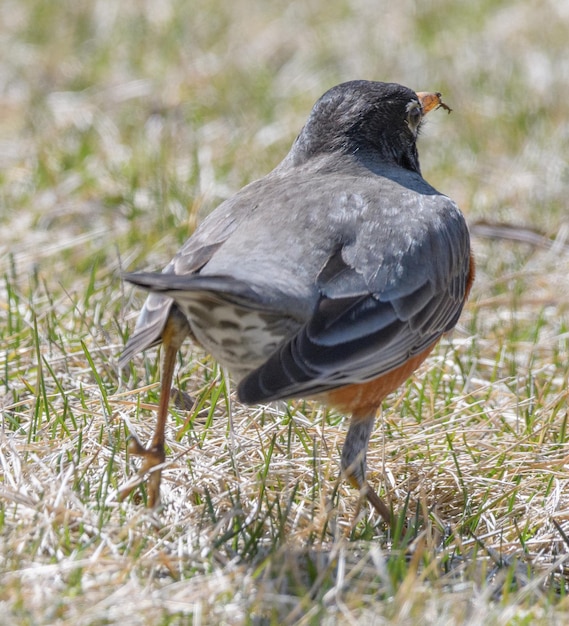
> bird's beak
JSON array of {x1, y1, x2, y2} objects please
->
[{"x1": 416, "y1": 92, "x2": 452, "y2": 115}]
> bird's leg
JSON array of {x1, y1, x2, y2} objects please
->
[
  {"x1": 341, "y1": 412, "x2": 393, "y2": 526},
  {"x1": 120, "y1": 310, "x2": 189, "y2": 507}
]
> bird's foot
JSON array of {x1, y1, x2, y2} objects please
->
[
  {"x1": 118, "y1": 435, "x2": 165, "y2": 508},
  {"x1": 346, "y1": 474, "x2": 394, "y2": 528},
  {"x1": 363, "y1": 482, "x2": 393, "y2": 527}
]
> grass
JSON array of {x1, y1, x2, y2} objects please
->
[{"x1": 2, "y1": 0, "x2": 569, "y2": 623}]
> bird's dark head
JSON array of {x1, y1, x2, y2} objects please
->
[{"x1": 289, "y1": 80, "x2": 449, "y2": 175}]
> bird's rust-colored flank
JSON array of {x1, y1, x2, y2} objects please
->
[
  {"x1": 323, "y1": 344, "x2": 437, "y2": 419},
  {"x1": 119, "y1": 80, "x2": 473, "y2": 529}
]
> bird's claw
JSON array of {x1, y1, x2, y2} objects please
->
[{"x1": 119, "y1": 436, "x2": 165, "y2": 507}]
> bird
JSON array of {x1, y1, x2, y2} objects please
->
[{"x1": 118, "y1": 80, "x2": 474, "y2": 526}]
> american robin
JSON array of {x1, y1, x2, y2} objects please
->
[{"x1": 119, "y1": 80, "x2": 474, "y2": 526}]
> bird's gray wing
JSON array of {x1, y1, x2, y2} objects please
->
[
  {"x1": 118, "y1": 200, "x2": 244, "y2": 368},
  {"x1": 237, "y1": 195, "x2": 471, "y2": 404}
]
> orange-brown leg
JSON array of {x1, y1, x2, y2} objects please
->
[
  {"x1": 120, "y1": 310, "x2": 189, "y2": 507},
  {"x1": 341, "y1": 411, "x2": 392, "y2": 526}
]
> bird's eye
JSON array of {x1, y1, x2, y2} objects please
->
[{"x1": 406, "y1": 102, "x2": 423, "y2": 129}]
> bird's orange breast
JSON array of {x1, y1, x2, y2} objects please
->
[{"x1": 319, "y1": 341, "x2": 437, "y2": 419}]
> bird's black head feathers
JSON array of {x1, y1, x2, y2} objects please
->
[{"x1": 289, "y1": 80, "x2": 424, "y2": 174}]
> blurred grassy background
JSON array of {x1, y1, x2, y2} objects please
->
[{"x1": 2, "y1": 0, "x2": 569, "y2": 623}]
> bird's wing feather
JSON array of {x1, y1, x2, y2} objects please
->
[
  {"x1": 237, "y1": 195, "x2": 471, "y2": 403},
  {"x1": 118, "y1": 203, "x2": 243, "y2": 367}
]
